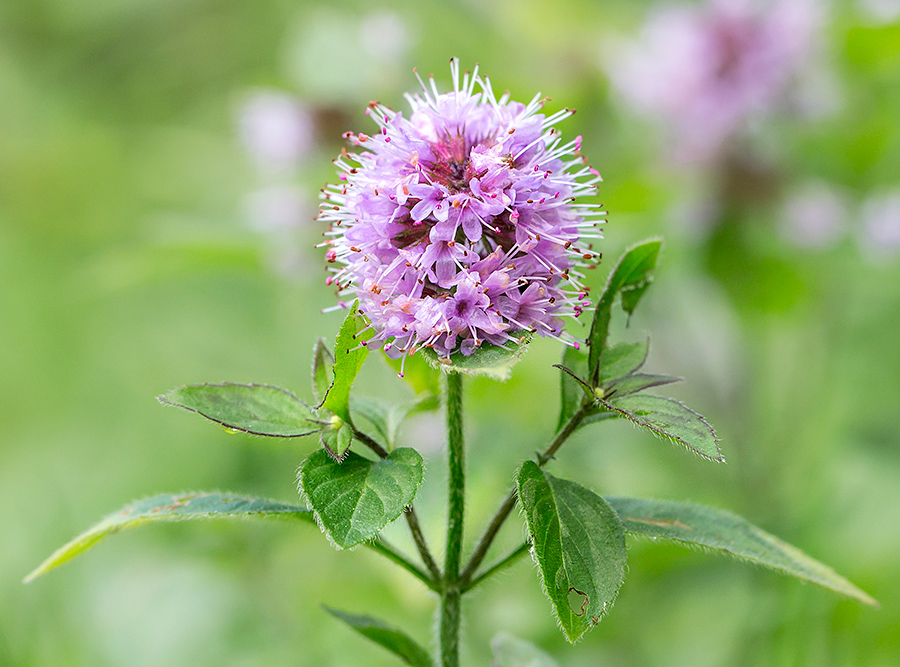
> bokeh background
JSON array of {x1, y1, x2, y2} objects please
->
[{"x1": 3, "y1": 0, "x2": 899, "y2": 665}]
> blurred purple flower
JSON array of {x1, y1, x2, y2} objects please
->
[
  {"x1": 607, "y1": 0, "x2": 826, "y2": 163},
  {"x1": 319, "y1": 60, "x2": 604, "y2": 366},
  {"x1": 860, "y1": 192, "x2": 900, "y2": 259},
  {"x1": 780, "y1": 182, "x2": 848, "y2": 250},
  {"x1": 237, "y1": 90, "x2": 315, "y2": 173}
]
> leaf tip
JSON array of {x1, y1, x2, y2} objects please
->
[{"x1": 22, "y1": 568, "x2": 41, "y2": 585}]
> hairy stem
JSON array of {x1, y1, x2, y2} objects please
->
[
  {"x1": 353, "y1": 428, "x2": 390, "y2": 459},
  {"x1": 440, "y1": 371, "x2": 465, "y2": 667},
  {"x1": 459, "y1": 403, "x2": 590, "y2": 585},
  {"x1": 368, "y1": 539, "x2": 440, "y2": 592},
  {"x1": 405, "y1": 506, "x2": 442, "y2": 582}
]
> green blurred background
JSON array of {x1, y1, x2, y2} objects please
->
[{"x1": 2, "y1": 0, "x2": 899, "y2": 665}]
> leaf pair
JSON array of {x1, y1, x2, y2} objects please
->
[
  {"x1": 158, "y1": 383, "x2": 322, "y2": 437},
  {"x1": 157, "y1": 303, "x2": 372, "y2": 463},
  {"x1": 25, "y1": 493, "x2": 314, "y2": 583},
  {"x1": 516, "y1": 465, "x2": 878, "y2": 644},
  {"x1": 556, "y1": 239, "x2": 723, "y2": 461},
  {"x1": 23, "y1": 459, "x2": 426, "y2": 583}
]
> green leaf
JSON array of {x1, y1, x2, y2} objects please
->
[
  {"x1": 24, "y1": 493, "x2": 313, "y2": 583},
  {"x1": 603, "y1": 373, "x2": 682, "y2": 399},
  {"x1": 299, "y1": 448, "x2": 424, "y2": 549},
  {"x1": 158, "y1": 383, "x2": 322, "y2": 437},
  {"x1": 490, "y1": 632, "x2": 559, "y2": 667},
  {"x1": 320, "y1": 419, "x2": 354, "y2": 461},
  {"x1": 588, "y1": 239, "x2": 662, "y2": 382},
  {"x1": 353, "y1": 395, "x2": 440, "y2": 449},
  {"x1": 597, "y1": 339, "x2": 649, "y2": 384},
  {"x1": 607, "y1": 497, "x2": 878, "y2": 606},
  {"x1": 557, "y1": 346, "x2": 590, "y2": 430},
  {"x1": 322, "y1": 302, "x2": 372, "y2": 423},
  {"x1": 516, "y1": 461, "x2": 627, "y2": 642},
  {"x1": 600, "y1": 394, "x2": 724, "y2": 462},
  {"x1": 312, "y1": 338, "x2": 334, "y2": 405},
  {"x1": 324, "y1": 606, "x2": 433, "y2": 666},
  {"x1": 419, "y1": 331, "x2": 532, "y2": 380}
]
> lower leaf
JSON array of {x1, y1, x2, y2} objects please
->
[
  {"x1": 516, "y1": 461, "x2": 627, "y2": 642},
  {"x1": 608, "y1": 496, "x2": 878, "y2": 606},
  {"x1": 324, "y1": 606, "x2": 432, "y2": 666},
  {"x1": 25, "y1": 493, "x2": 313, "y2": 583}
]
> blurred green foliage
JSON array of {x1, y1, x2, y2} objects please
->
[{"x1": 3, "y1": 0, "x2": 899, "y2": 665}]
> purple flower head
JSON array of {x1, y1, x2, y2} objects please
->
[{"x1": 319, "y1": 59, "x2": 604, "y2": 370}]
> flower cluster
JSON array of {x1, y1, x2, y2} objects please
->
[
  {"x1": 607, "y1": 0, "x2": 826, "y2": 162},
  {"x1": 318, "y1": 59, "x2": 603, "y2": 367}
]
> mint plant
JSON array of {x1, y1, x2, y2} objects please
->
[{"x1": 27, "y1": 61, "x2": 875, "y2": 667}]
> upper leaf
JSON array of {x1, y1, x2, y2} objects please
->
[
  {"x1": 322, "y1": 302, "x2": 372, "y2": 423},
  {"x1": 419, "y1": 331, "x2": 532, "y2": 380},
  {"x1": 600, "y1": 394, "x2": 724, "y2": 462},
  {"x1": 607, "y1": 496, "x2": 878, "y2": 606},
  {"x1": 324, "y1": 606, "x2": 433, "y2": 667},
  {"x1": 603, "y1": 373, "x2": 682, "y2": 399},
  {"x1": 587, "y1": 239, "x2": 662, "y2": 383},
  {"x1": 158, "y1": 383, "x2": 322, "y2": 437},
  {"x1": 516, "y1": 461, "x2": 627, "y2": 642},
  {"x1": 25, "y1": 493, "x2": 313, "y2": 583},
  {"x1": 312, "y1": 338, "x2": 335, "y2": 405},
  {"x1": 597, "y1": 339, "x2": 649, "y2": 385},
  {"x1": 299, "y1": 448, "x2": 424, "y2": 549},
  {"x1": 490, "y1": 632, "x2": 559, "y2": 667},
  {"x1": 320, "y1": 418, "x2": 354, "y2": 461}
]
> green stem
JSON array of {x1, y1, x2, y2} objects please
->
[
  {"x1": 355, "y1": 427, "x2": 441, "y2": 582},
  {"x1": 367, "y1": 539, "x2": 440, "y2": 592},
  {"x1": 440, "y1": 371, "x2": 465, "y2": 667},
  {"x1": 459, "y1": 403, "x2": 590, "y2": 586},
  {"x1": 404, "y1": 506, "x2": 442, "y2": 582}
]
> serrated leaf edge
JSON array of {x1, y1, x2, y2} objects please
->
[
  {"x1": 157, "y1": 382, "x2": 323, "y2": 438},
  {"x1": 599, "y1": 395, "x2": 725, "y2": 462},
  {"x1": 297, "y1": 449, "x2": 424, "y2": 550},
  {"x1": 24, "y1": 491, "x2": 312, "y2": 583},
  {"x1": 516, "y1": 462, "x2": 625, "y2": 643}
]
